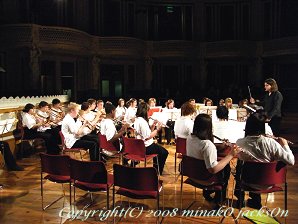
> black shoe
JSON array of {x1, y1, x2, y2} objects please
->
[
  {"x1": 246, "y1": 199, "x2": 262, "y2": 209},
  {"x1": 8, "y1": 165, "x2": 24, "y2": 171},
  {"x1": 203, "y1": 191, "x2": 214, "y2": 202}
]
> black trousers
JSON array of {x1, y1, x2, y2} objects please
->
[
  {"x1": 0, "y1": 141, "x2": 19, "y2": 170},
  {"x1": 23, "y1": 128, "x2": 60, "y2": 154},
  {"x1": 146, "y1": 143, "x2": 169, "y2": 175},
  {"x1": 72, "y1": 134, "x2": 100, "y2": 161},
  {"x1": 269, "y1": 116, "x2": 282, "y2": 136},
  {"x1": 234, "y1": 160, "x2": 261, "y2": 204}
]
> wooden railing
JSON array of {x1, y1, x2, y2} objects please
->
[{"x1": 1, "y1": 24, "x2": 298, "y2": 59}]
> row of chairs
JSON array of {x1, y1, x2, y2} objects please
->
[
  {"x1": 40, "y1": 153, "x2": 163, "y2": 213},
  {"x1": 60, "y1": 132, "x2": 160, "y2": 173}
]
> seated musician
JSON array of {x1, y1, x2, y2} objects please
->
[
  {"x1": 49, "y1": 98, "x2": 65, "y2": 127},
  {"x1": 148, "y1": 98, "x2": 156, "y2": 108},
  {"x1": 0, "y1": 141, "x2": 23, "y2": 171},
  {"x1": 22, "y1": 103, "x2": 60, "y2": 154},
  {"x1": 61, "y1": 103, "x2": 100, "y2": 161},
  {"x1": 188, "y1": 98, "x2": 196, "y2": 107},
  {"x1": 124, "y1": 98, "x2": 137, "y2": 125},
  {"x1": 80, "y1": 102, "x2": 101, "y2": 133},
  {"x1": 163, "y1": 99, "x2": 176, "y2": 145},
  {"x1": 115, "y1": 98, "x2": 126, "y2": 122},
  {"x1": 94, "y1": 99, "x2": 106, "y2": 117},
  {"x1": 100, "y1": 102, "x2": 129, "y2": 154},
  {"x1": 234, "y1": 111, "x2": 295, "y2": 209},
  {"x1": 225, "y1": 97, "x2": 234, "y2": 109},
  {"x1": 186, "y1": 114, "x2": 240, "y2": 203},
  {"x1": 174, "y1": 102, "x2": 196, "y2": 139},
  {"x1": 134, "y1": 102, "x2": 169, "y2": 175},
  {"x1": 218, "y1": 99, "x2": 225, "y2": 106},
  {"x1": 205, "y1": 98, "x2": 213, "y2": 106}
]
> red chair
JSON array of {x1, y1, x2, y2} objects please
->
[
  {"x1": 70, "y1": 159, "x2": 113, "y2": 209},
  {"x1": 113, "y1": 163, "x2": 163, "y2": 220},
  {"x1": 239, "y1": 161, "x2": 287, "y2": 210},
  {"x1": 122, "y1": 137, "x2": 159, "y2": 174},
  {"x1": 180, "y1": 155, "x2": 226, "y2": 210},
  {"x1": 174, "y1": 137, "x2": 186, "y2": 175},
  {"x1": 59, "y1": 131, "x2": 83, "y2": 160},
  {"x1": 40, "y1": 153, "x2": 71, "y2": 210},
  {"x1": 98, "y1": 133, "x2": 121, "y2": 164}
]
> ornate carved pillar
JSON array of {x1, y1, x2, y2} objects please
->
[
  {"x1": 29, "y1": 25, "x2": 41, "y2": 91},
  {"x1": 144, "y1": 56, "x2": 153, "y2": 90}
]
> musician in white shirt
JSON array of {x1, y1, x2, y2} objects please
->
[
  {"x1": 100, "y1": 102, "x2": 129, "y2": 152},
  {"x1": 163, "y1": 99, "x2": 176, "y2": 144},
  {"x1": 174, "y1": 102, "x2": 196, "y2": 139},
  {"x1": 49, "y1": 98, "x2": 65, "y2": 126},
  {"x1": 124, "y1": 98, "x2": 137, "y2": 124},
  {"x1": 134, "y1": 102, "x2": 169, "y2": 175},
  {"x1": 234, "y1": 111, "x2": 295, "y2": 209},
  {"x1": 61, "y1": 103, "x2": 100, "y2": 161},
  {"x1": 22, "y1": 103, "x2": 60, "y2": 154},
  {"x1": 186, "y1": 114, "x2": 240, "y2": 203},
  {"x1": 115, "y1": 98, "x2": 126, "y2": 121}
]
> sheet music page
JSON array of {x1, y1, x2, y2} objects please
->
[
  {"x1": 228, "y1": 109, "x2": 238, "y2": 121},
  {"x1": 213, "y1": 120, "x2": 245, "y2": 143},
  {"x1": 0, "y1": 118, "x2": 16, "y2": 134},
  {"x1": 151, "y1": 112, "x2": 169, "y2": 125}
]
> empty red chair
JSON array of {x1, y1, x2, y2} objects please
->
[
  {"x1": 40, "y1": 153, "x2": 71, "y2": 210},
  {"x1": 70, "y1": 159, "x2": 113, "y2": 209},
  {"x1": 113, "y1": 163, "x2": 163, "y2": 220}
]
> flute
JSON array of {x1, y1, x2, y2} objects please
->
[
  {"x1": 77, "y1": 114, "x2": 96, "y2": 130},
  {"x1": 213, "y1": 135, "x2": 264, "y2": 161},
  {"x1": 149, "y1": 117, "x2": 169, "y2": 128},
  {"x1": 264, "y1": 134, "x2": 294, "y2": 145}
]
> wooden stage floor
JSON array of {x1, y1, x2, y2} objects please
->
[{"x1": 1, "y1": 113, "x2": 298, "y2": 224}]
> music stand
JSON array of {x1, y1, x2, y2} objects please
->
[{"x1": 0, "y1": 118, "x2": 16, "y2": 190}]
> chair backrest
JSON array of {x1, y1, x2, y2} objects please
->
[
  {"x1": 70, "y1": 159, "x2": 108, "y2": 184},
  {"x1": 122, "y1": 137, "x2": 146, "y2": 157},
  {"x1": 241, "y1": 161, "x2": 287, "y2": 186},
  {"x1": 181, "y1": 155, "x2": 223, "y2": 183},
  {"x1": 98, "y1": 133, "x2": 119, "y2": 152},
  {"x1": 59, "y1": 131, "x2": 66, "y2": 149},
  {"x1": 113, "y1": 164, "x2": 158, "y2": 191},
  {"x1": 40, "y1": 153, "x2": 70, "y2": 176},
  {"x1": 176, "y1": 137, "x2": 186, "y2": 154}
]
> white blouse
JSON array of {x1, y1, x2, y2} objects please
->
[{"x1": 133, "y1": 117, "x2": 153, "y2": 147}]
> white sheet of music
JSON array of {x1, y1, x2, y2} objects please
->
[
  {"x1": 0, "y1": 118, "x2": 16, "y2": 134},
  {"x1": 211, "y1": 109, "x2": 238, "y2": 122},
  {"x1": 213, "y1": 120, "x2": 245, "y2": 143},
  {"x1": 161, "y1": 108, "x2": 181, "y2": 121}
]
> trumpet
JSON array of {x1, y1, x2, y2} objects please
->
[{"x1": 149, "y1": 117, "x2": 169, "y2": 128}]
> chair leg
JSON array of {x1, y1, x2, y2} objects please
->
[
  {"x1": 112, "y1": 186, "x2": 115, "y2": 209},
  {"x1": 174, "y1": 153, "x2": 177, "y2": 175},
  {"x1": 107, "y1": 187, "x2": 109, "y2": 210},
  {"x1": 180, "y1": 175, "x2": 183, "y2": 214},
  {"x1": 285, "y1": 182, "x2": 288, "y2": 211}
]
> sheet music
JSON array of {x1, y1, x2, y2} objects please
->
[
  {"x1": 0, "y1": 118, "x2": 16, "y2": 134},
  {"x1": 213, "y1": 120, "x2": 245, "y2": 143}
]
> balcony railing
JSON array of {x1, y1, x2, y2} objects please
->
[{"x1": 1, "y1": 24, "x2": 298, "y2": 59}]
